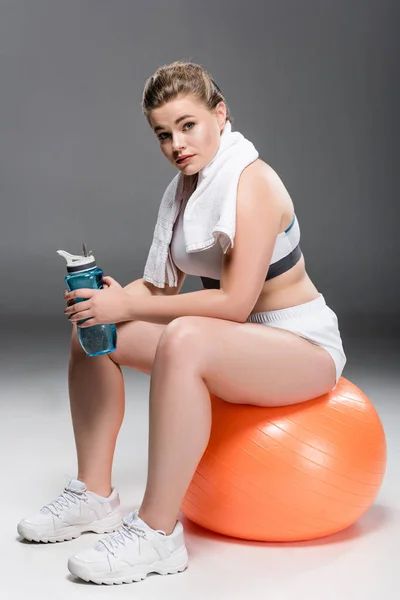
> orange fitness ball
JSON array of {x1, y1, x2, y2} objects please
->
[{"x1": 181, "y1": 377, "x2": 387, "y2": 542}]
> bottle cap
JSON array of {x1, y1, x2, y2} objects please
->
[{"x1": 57, "y1": 243, "x2": 97, "y2": 273}]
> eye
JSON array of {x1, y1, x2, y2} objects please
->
[{"x1": 157, "y1": 122, "x2": 195, "y2": 141}]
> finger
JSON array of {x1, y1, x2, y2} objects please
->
[
  {"x1": 69, "y1": 309, "x2": 94, "y2": 323},
  {"x1": 104, "y1": 276, "x2": 121, "y2": 285},
  {"x1": 102, "y1": 276, "x2": 112, "y2": 287},
  {"x1": 65, "y1": 295, "x2": 81, "y2": 307},
  {"x1": 103, "y1": 276, "x2": 121, "y2": 289},
  {"x1": 78, "y1": 318, "x2": 96, "y2": 328},
  {"x1": 65, "y1": 289, "x2": 97, "y2": 301},
  {"x1": 65, "y1": 299, "x2": 91, "y2": 315}
]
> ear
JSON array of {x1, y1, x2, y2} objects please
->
[{"x1": 215, "y1": 101, "x2": 227, "y2": 130}]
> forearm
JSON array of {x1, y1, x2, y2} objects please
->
[
  {"x1": 126, "y1": 288, "x2": 244, "y2": 325},
  {"x1": 124, "y1": 277, "x2": 183, "y2": 298}
]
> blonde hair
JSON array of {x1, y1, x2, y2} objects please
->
[{"x1": 141, "y1": 60, "x2": 233, "y2": 125}]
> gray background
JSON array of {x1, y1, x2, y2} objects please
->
[
  {"x1": 1, "y1": 0, "x2": 398, "y2": 330},
  {"x1": 2, "y1": 3, "x2": 400, "y2": 598}
]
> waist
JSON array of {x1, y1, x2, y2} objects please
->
[
  {"x1": 250, "y1": 256, "x2": 319, "y2": 313},
  {"x1": 248, "y1": 293, "x2": 326, "y2": 323}
]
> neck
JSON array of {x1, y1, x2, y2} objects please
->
[
  {"x1": 182, "y1": 172, "x2": 198, "y2": 196},
  {"x1": 197, "y1": 121, "x2": 231, "y2": 180}
]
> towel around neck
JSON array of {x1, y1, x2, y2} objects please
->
[{"x1": 143, "y1": 121, "x2": 259, "y2": 288}]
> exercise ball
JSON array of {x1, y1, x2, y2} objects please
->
[{"x1": 181, "y1": 377, "x2": 386, "y2": 542}]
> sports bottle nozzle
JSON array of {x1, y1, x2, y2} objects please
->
[{"x1": 57, "y1": 244, "x2": 97, "y2": 273}]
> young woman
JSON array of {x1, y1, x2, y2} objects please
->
[{"x1": 17, "y1": 61, "x2": 346, "y2": 584}]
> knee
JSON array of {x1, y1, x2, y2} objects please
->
[
  {"x1": 157, "y1": 317, "x2": 202, "y2": 361},
  {"x1": 69, "y1": 325, "x2": 123, "y2": 371}
]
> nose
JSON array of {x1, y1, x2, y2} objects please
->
[{"x1": 171, "y1": 132, "x2": 186, "y2": 153}]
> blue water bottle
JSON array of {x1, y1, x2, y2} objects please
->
[{"x1": 57, "y1": 244, "x2": 117, "y2": 357}]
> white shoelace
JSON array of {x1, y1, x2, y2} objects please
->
[
  {"x1": 40, "y1": 487, "x2": 88, "y2": 516},
  {"x1": 96, "y1": 513, "x2": 166, "y2": 554}
]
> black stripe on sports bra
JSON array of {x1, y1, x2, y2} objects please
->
[{"x1": 200, "y1": 243, "x2": 302, "y2": 290}]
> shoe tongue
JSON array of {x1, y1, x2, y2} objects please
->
[
  {"x1": 39, "y1": 479, "x2": 86, "y2": 515},
  {"x1": 127, "y1": 511, "x2": 167, "y2": 535},
  {"x1": 94, "y1": 511, "x2": 140, "y2": 553},
  {"x1": 94, "y1": 511, "x2": 167, "y2": 553},
  {"x1": 124, "y1": 511, "x2": 137, "y2": 524},
  {"x1": 66, "y1": 479, "x2": 86, "y2": 493}
]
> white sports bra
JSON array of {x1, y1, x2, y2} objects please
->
[{"x1": 170, "y1": 195, "x2": 302, "y2": 283}]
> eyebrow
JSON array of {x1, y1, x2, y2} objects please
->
[{"x1": 153, "y1": 114, "x2": 195, "y2": 133}]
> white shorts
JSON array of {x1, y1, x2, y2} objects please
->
[{"x1": 246, "y1": 293, "x2": 347, "y2": 385}]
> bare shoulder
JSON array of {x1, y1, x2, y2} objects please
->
[
  {"x1": 237, "y1": 158, "x2": 292, "y2": 214},
  {"x1": 239, "y1": 158, "x2": 288, "y2": 195},
  {"x1": 241, "y1": 157, "x2": 272, "y2": 179}
]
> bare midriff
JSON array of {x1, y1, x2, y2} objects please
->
[{"x1": 250, "y1": 254, "x2": 320, "y2": 314}]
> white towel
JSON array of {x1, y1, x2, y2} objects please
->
[{"x1": 143, "y1": 121, "x2": 259, "y2": 288}]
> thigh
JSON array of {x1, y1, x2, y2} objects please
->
[
  {"x1": 161, "y1": 316, "x2": 337, "y2": 406},
  {"x1": 70, "y1": 320, "x2": 166, "y2": 375}
]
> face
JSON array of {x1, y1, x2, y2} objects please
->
[{"x1": 149, "y1": 94, "x2": 227, "y2": 175}]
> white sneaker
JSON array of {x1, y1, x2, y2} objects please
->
[
  {"x1": 17, "y1": 479, "x2": 123, "y2": 543},
  {"x1": 67, "y1": 510, "x2": 189, "y2": 584}
]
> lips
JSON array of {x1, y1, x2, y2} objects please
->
[{"x1": 176, "y1": 155, "x2": 195, "y2": 164}]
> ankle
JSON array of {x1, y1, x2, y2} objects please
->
[
  {"x1": 137, "y1": 509, "x2": 177, "y2": 536},
  {"x1": 77, "y1": 477, "x2": 112, "y2": 498},
  {"x1": 88, "y1": 486, "x2": 113, "y2": 499}
]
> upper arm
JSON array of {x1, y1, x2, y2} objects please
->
[{"x1": 220, "y1": 163, "x2": 283, "y2": 321}]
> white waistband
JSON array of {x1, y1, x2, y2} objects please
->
[{"x1": 247, "y1": 294, "x2": 326, "y2": 324}]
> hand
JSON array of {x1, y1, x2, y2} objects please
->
[{"x1": 64, "y1": 276, "x2": 131, "y2": 327}]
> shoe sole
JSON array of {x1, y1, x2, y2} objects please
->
[
  {"x1": 67, "y1": 547, "x2": 189, "y2": 584},
  {"x1": 17, "y1": 512, "x2": 123, "y2": 543}
]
